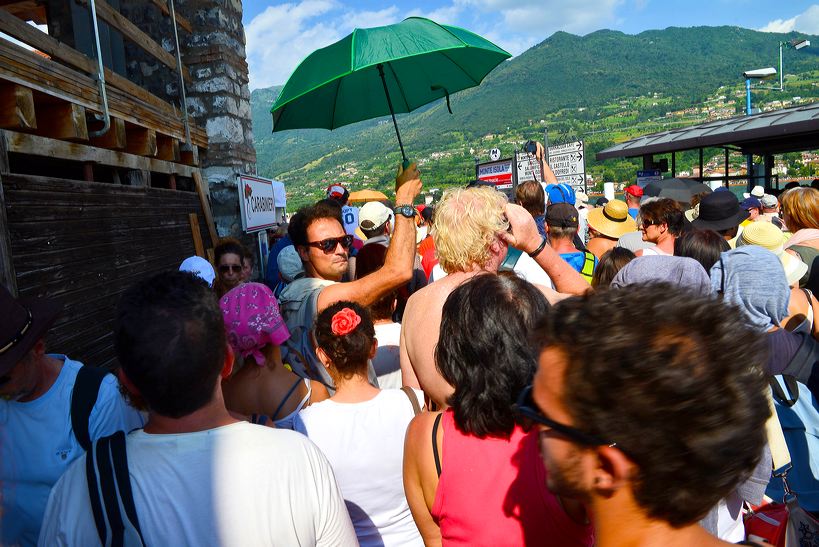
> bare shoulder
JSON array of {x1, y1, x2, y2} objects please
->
[{"x1": 405, "y1": 410, "x2": 441, "y2": 451}]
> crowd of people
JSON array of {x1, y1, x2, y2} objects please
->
[{"x1": 2, "y1": 159, "x2": 819, "y2": 546}]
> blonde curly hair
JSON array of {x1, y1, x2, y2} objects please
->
[{"x1": 432, "y1": 187, "x2": 509, "y2": 273}]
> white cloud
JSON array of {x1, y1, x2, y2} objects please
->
[
  {"x1": 760, "y1": 4, "x2": 819, "y2": 34},
  {"x1": 461, "y1": 0, "x2": 624, "y2": 35},
  {"x1": 246, "y1": 0, "x2": 626, "y2": 88},
  {"x1": 246, "y1": 1, "x2": 404, "y2": 89}
]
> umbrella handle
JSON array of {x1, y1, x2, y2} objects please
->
[{"x1": 377, "y1": 63, "x2": 408, "y2": 165}]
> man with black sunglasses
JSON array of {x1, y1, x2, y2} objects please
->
[
  {"x1": 523, "y1": 285, "x2": 771, "y2": 546},
  {"x1": 279, "y1": 163, "x2": 422, "y2": 390}
]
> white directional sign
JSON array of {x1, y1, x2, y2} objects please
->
[
  {"x1": 547, "y1": 140, "x2": 586, "y2": 191},
  {"x1": 516, "y1": 152, "x2": 543, "y2": 183}
]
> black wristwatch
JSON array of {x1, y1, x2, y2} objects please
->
[{"x1": 393, "y1": 205, "x2": 416, "y2": 218}]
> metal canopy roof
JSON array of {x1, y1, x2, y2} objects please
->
[{"x1": 596, "y1": 101, "x2": 819, "y2": 161}]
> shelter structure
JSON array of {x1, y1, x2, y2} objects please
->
[
  {"x1": 596, "y1": 101, "x2": 819, "y2": 190},
  {"x1": 0, "y1": 0, "x2": 254, "y2": 368}
]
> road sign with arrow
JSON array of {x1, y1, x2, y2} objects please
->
[{"x1": 547, "y1": 139, "x2": 586, "y2": 191}]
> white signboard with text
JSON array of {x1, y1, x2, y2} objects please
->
[
  {"x1": 548, "y1": 140, "x2": 586, "y2": 191},
  {"x1": 238, "y1": 174, "x2": 286, "y2": 233},
  {"x1": 516, "y1": 152, "x2": 543, "y2": 183}
]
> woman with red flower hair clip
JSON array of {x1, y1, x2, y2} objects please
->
[{"x1": 295, "y1": 301, "x2": 423, "y2": 547}]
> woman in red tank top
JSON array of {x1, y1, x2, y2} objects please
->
[{"x1": 403, "y1": 273, "x2": 594, "y2": 546}]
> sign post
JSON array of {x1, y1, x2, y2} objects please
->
[
  {"x1": 515, "y1": 151, "x2": 542, "y2": 184},
  {"x1": 636, "y1": 169, "x2": 662, "y2": 188},
  {"x1": 475, "y1": 158, "x2": 515, "y2": 200},
  {"x1": 237, "y1": 174, "x2": 286, "y2": 233},
  {"x1": 547, "y1": 140, "x2": 586, "y2": 192}
]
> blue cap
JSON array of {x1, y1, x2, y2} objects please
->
[
  {"x1": 545, "y1": 183, "x2": 576, "y2": 205},
  {"x1": 740, "y1": 197, "x2": 762, "y2": 210}
]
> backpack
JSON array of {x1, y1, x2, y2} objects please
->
[
  {"x1": 70, "y1": 365, "x2": 109, "y2": 452},
  {"x1": 767, "y1": 333, "x2": 819, "y2": 511},
  {"x1": 579, "y1": 251, "x2": 595, "y2": 284}
]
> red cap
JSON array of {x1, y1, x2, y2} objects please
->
[{"x1": 624, "y1": 184, "x2": 643, "y2": 198}]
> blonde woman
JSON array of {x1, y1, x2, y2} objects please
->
[{"x1": 782, "y1": 187, "x2": 819, "y2": 291}]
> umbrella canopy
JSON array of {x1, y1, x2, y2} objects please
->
[
  {"x1": 348, "y1": 189, "x2": 388, "y2": 203},
  {"x1": 271, "y1": 17, "x2": 510, "y2": 162},
  {"x1": 676, "y1": 178, "x2": 713, "y2": 196}
]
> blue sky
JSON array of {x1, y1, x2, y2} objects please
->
[{"x1": 243, "y1": 1, "x2": 819, "y2": 89}]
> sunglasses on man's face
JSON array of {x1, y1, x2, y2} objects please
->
[
  {"x1": 308, "y1": 235, "x2": 354, "y2": 253},
  {"x1": 513, "y1": 385, "x2": 615, "y2": 448},
  {"x1": 219, "y1": 264, "x2": 243, "y2": 274}
]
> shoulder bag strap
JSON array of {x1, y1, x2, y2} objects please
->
[
  {"x1": 765, "y1": 390, "x2": 792, "y2": 477},
  {"x1": 401, "y1": 386, "x2": 421, "y2": 416},
  {"x1": 432, "y1": 413, "x2": 443, "y2": 478},
  {"x1": 71, "y1": 366, "x2": 109, "y2": 452}
]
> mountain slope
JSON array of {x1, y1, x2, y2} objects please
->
[{"x1": 251, "y1": 26, "x2": 819, "y2": 208}]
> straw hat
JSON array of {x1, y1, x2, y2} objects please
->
[
  {"x1": 736, "y1": 221, "x2": 807, "y2": 285},
  {"x1": 587, "y1": 199, "x2": 637, "y2": 239}
]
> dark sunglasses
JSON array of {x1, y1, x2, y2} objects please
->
[
  {"x1": 219, "y1": 264, "x2": 243, "y2": 274},
  {"x1": 308, "y1": 235, "x2": 354, "y2": 253},
  {"x1": 513, "y1": 385, "x2": 615, "y2": 448}
]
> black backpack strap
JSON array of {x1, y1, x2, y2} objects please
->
[
  {"x1": 769, "y1": 376, "x2": 799, "y2": 407},
  {"x1": 432, "y1": 413, "x2": 443, "y2": 478},
  {"x1": 85, "y1": 431, "x2": 145, "y2": 547},
  {"x1": 782, "y1": 331, "x2": 819, "y2": 389},
  {"x1": 71, "y1": 366, "x2": 110, "y2": 452}
]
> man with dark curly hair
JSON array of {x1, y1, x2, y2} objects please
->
[{"x1": 522, "y1": 284, "x2": 771, "y2": 546}]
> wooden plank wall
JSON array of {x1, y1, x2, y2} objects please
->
[{"x1": 3, "y1": 173, "x2": 214, "y2": 369}]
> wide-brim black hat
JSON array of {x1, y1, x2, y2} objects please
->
[
  {"x1": 0, "y1": 285, "x2": 62, "y2": 375},
  {"x1": 690, "y1": 191, "x2": 750, "y2": 232}
]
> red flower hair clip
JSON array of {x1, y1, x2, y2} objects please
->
[{"x1": 331, "y1": 308, "x2": 361, "y2": 336}]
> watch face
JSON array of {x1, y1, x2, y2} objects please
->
[{"x1": 395, "y1": 206, "x2": 415, "y2": 218}]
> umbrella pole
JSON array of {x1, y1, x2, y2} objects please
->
[{"x1": 377, "y1": 64, "x2": 408, "y2": 165}]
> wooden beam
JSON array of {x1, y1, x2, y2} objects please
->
[
  {"x1": 192, "y1": 170, "x2": 218, "y2": 246},
  {"x1": 89, "y1": 116, "x2": 126, "y2": 149},
  {"x1": 35, "y1": 102, "x2": 88, "y2": 141},
  {"x1": 0, "y1": 38, "x2": 207, "y2": 147},
  {"x1": 188, "y1": 212, "x2": 205, "y2": 257},
  {"x1": 0, "y1": 132, "x2": 17, "y2": 294},
  {"x1": 0, "y1": 9, "x2": 188, "y2": 120},
  {"x1": 0, "y1": 82, "x2": 35, "y2": 129},
  {"x1": 0, "y1": 1, "x2": 46, "y2": 25},
  {"x1": 3, "y1": 130, "x2": 198, "y2": 177},
  {"x1": 148, "y1": 0, "x2": 193, "y2": 33},
  {"x1": 124, "y1": 125, "x2": 157, "y2": 157},
  {"x1": 180, "y1": 145, "x2": 198, "y2": 166},
  {"x1": 156, "y1": 134, "x2": 180, "y2": 162},
  {"x1": 75, "y1": 0, "x2": 191, "y2": 82}
]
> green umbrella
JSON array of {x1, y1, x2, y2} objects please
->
[{"x1": 270, "y1": 17, "x2": 511, "y2": 164}]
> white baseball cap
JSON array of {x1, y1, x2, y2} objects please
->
[{"x1": 359, "y1": 202, "x2": 392, "y2": 231}]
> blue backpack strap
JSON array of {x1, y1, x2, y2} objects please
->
[
  {"x1": 86, "y1": 432, "x2": 145, "y2": 547},
  {"x1": 71, "y1": 365, "x2": 109, "y2": 452}
]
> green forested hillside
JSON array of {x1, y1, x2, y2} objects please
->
[{"x1": 251, "y1": 26, "x2": 819, "y2": 209}]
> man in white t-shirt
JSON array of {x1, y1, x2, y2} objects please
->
[{"x1": 38, "y1": 271, "x2": 356, "y2": 546}]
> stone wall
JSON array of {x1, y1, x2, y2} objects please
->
[
  {"x1": 46, "y1": 0, "x2": 256, "y2": 243},
  {"x1": 177, "y1": 0, "x2": 256, "y2": 240}
]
